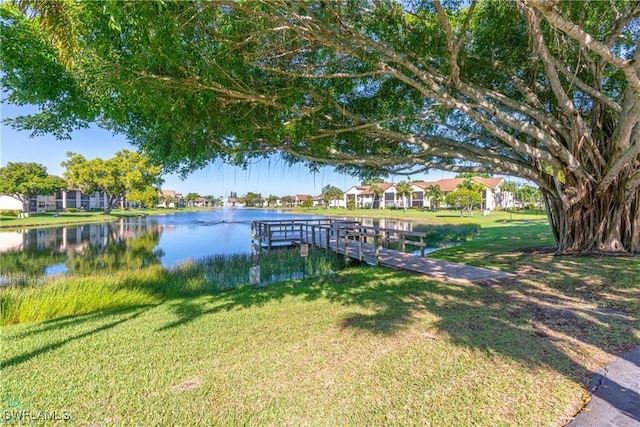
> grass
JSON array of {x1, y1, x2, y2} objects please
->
[
  {"x1": 290, "y1": 206, "x2": 548, "y2": 225},
  {"x1": 413, "y1": 223, "x2": 481, "y2": 246},
  {"x1": 1, "y1": 248, "x2": 344, "y2": 325},
  {"x1": 1, "y1": 214, "x2": 638, "y2": 425},
  {"x1": 0, "y1": 207, "x2": 214, "y2": 230}
]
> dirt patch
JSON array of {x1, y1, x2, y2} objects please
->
[{"x1": 171, "y1": 377, "x2": 203, "y2": 392}]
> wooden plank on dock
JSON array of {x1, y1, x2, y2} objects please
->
[{"x1": 251, "y1": 219, "x2": 513, "y2": 284}]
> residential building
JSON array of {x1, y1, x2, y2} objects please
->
[
  {"x1": 0, "y1": 190, "x2": 110, "y2": 213},
  {"x1": 342, "y1": 177, "x2": 513, "y2": 211},
  {"x1": 292, "y1": 194, "x2": 313, "y2": 206},
  {"x1": 223, "y1": 197, "x2": 245, "y2": 207},
  {"x1": 158, "y1": 190, "x2": 185, "y2": 208},
  {"x1": 414, "y1": 177, "x2": 508, "y2": 210},
  {"x1": 344, "y1": 183, "x2": 395, "y2": 208}
]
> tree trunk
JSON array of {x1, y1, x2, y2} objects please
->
[
  {"x1": 544, "y1": 183, "x2": 640, "y2": 254},
  {"x1": 103, "y1": 195, "x2": 120, "y2": 215}
]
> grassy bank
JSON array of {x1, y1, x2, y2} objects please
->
[
  {"x1": 0, "y1": 207, "x2": 214, "y2": 230},
  {"x1": 1, "y1": 248, "x2": 344, "y2": 325},
  {"x1": 2, "y1": 255, "x2": 638, "y2": 425},
  {"x1": 293, "y1": 206, "x2": 548, "y2": 226},
  {"x1": 1, "y1": 217, "x2": 638, "y2": 425}
]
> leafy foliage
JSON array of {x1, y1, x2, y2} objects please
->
[
  {"x1": 395, "y1": 181, "x2": 413, "y2": 210},
  {"x1": 1, "y1": 0, "x2": 639, "y2": 253},
  {"x1": 239, "y1": 192, "x2": 262, "y2": 207},
  {"x1": 61, "y1": 150, "x2": 163, "y2": 214},
  {"x1": 184, "y1": 192, "x2": 200, "y2": 207},
  {"x1": 426, "y1": 184, "x2": 444, "y2": 211},
  {"x1": 322, "y1": 185, "x2": 344, "y2": 208},
  {"x1": 0, "y1": 162, "x2": 66, "y2": 211},
  {"x1": 445, "y1": 189, "x2": 483, "y2": 216}
]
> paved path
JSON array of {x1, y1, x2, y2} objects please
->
[{"x1": 570, "y1": 347, "x2": 640, "y2": 427}]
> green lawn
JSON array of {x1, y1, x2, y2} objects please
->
[
  {"x1": 1, "y1": 216, "x2": 638, "y2": 426},
  {"x1": 295, "y1": 206, "x2": 548, "y2": 226},
  {"x1": 0, "y1": 207, "x2": 214, "y2": 229}
]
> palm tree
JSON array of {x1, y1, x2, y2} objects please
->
[
  {"x1": 369, "y1": 184, "x2": 383, "y2": 209},
  {"x1": 322, "y1": 185, "x2": 344, "y2": 209},
  {"x1": 459, "y1": 178, "x2": 485, "y2": 193},
  {"x1": 395, "y1": 181, "x2": 413, "y2": 211},
  {"x1": 426, "y1": 184, "x2": 444, "y2": 212}
]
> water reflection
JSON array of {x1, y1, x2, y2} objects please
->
[
  {"x1": 0, "y1": 220, "x2": 163, "y2": 280},
  {"x1": 1, "y1": 248, "x2": 67, "y2": 279},
  {"x1": 0, "y1": 210, "x2": 418, "y2": 281},
  {"x1": 65, "y1": 229, "x2": 163, "y2": 275}
]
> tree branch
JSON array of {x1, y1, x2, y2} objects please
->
[{"x1": 529, "y1": 0, "x2": 640, "y2": 93}]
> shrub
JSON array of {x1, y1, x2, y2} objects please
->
[
  {"x1": 66, "y1": 208, "x2": 77, "y2": 213},
  {"x1": 0, "y1": 210, "x2": 20, "y2": 217},
  {"x1": 412, "y1": 223, "x2": 481, "y2": 245}
]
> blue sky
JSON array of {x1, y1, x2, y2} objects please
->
[{"x1": 1, "y1": 103, "x2": 457, "y2": 197}]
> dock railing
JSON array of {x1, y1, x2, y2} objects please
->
[{"x1": 252, "y1": 218, "x2": 429, "y2": 265}]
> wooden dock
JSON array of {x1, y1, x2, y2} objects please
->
[{"x1": 251, "y1": 219, "x2": 513, "y2": 284}]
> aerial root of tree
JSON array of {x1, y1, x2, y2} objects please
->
[{"x1": 546, "y1": 184, "x2": 640, "y2": 255}]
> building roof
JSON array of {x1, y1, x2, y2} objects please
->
[
  {"x1": 469, "y1": 177, "x2": 504, "y2": 189},
  {"x1": 414, "y1": 177, "x2": 504, "y2": 192},
  {"x1": 351, "y1": 182, "x2": 395, "y2": 195}
]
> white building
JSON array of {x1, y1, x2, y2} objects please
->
[
  {"x1": 0, "y1": 190, "x2": 110, "y2": 213},
  {"x1": 341, "y1": 177, "x2": 513, "y2": 211}
]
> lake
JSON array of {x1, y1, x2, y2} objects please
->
[{"x1": 0, "y1": 209, "x2": 416, "y2": 280}]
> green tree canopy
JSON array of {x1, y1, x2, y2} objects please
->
[
  {"x1": 445, "y1": 189, "x2": 483, "y2": 216},
  {"x1": 455, "y1": 173, "x2": 493, "y2": 179},
  {"x1": 361, "y1": 178, "x2": 385, "y2": 186},
  {"x1": 322, "y1": 185, "x2": 344, "y2": 208},
  {"x1": 240, "y1": 192, "x2": 262, "y2": 207},
  {"x1": 129, "y1": 187, "x2": 161, "y2": 209},
  {"x1": 266, "y1": 194, "x2": 279, "y2": 207},
  {"x1": 2, "y1": 0, "x2": 639, "y2": 253},
  {"x1": 516, "y1": 183, "x2": 542, "y2": 206},
  {"x1": 301, "y1": 196, "x2": 314, "y2": 209},
  {"x1": 184, "y1": 192, "x2": 200, "y2": 207},
  {"x1": 0, "y1": 162, "x2": 66, "y2": 212},
  {"x1": 459, "y1": 178, "x2": 485, "y2": 194},
  {"x1": 61, "y1": 150, "x2": 163, "y2": 214}
]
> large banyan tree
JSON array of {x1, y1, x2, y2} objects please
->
[{"x1": 1, "y1": 0, "x2": 639, "y2": 254}]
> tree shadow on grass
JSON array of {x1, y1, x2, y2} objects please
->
[
  {"x1": 155, "y1": 262, "x2": 639, "y2": 422},
  {"x1": 6, "y1": 242, "x2": 637, "y2": 423},
  {"x1": 1, "y1": 305, "x2": 153, "y2": 369}
]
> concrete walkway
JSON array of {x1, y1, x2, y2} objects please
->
[{"x1": 570, "y1": 347, "x2": 640, "y2": 427}]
